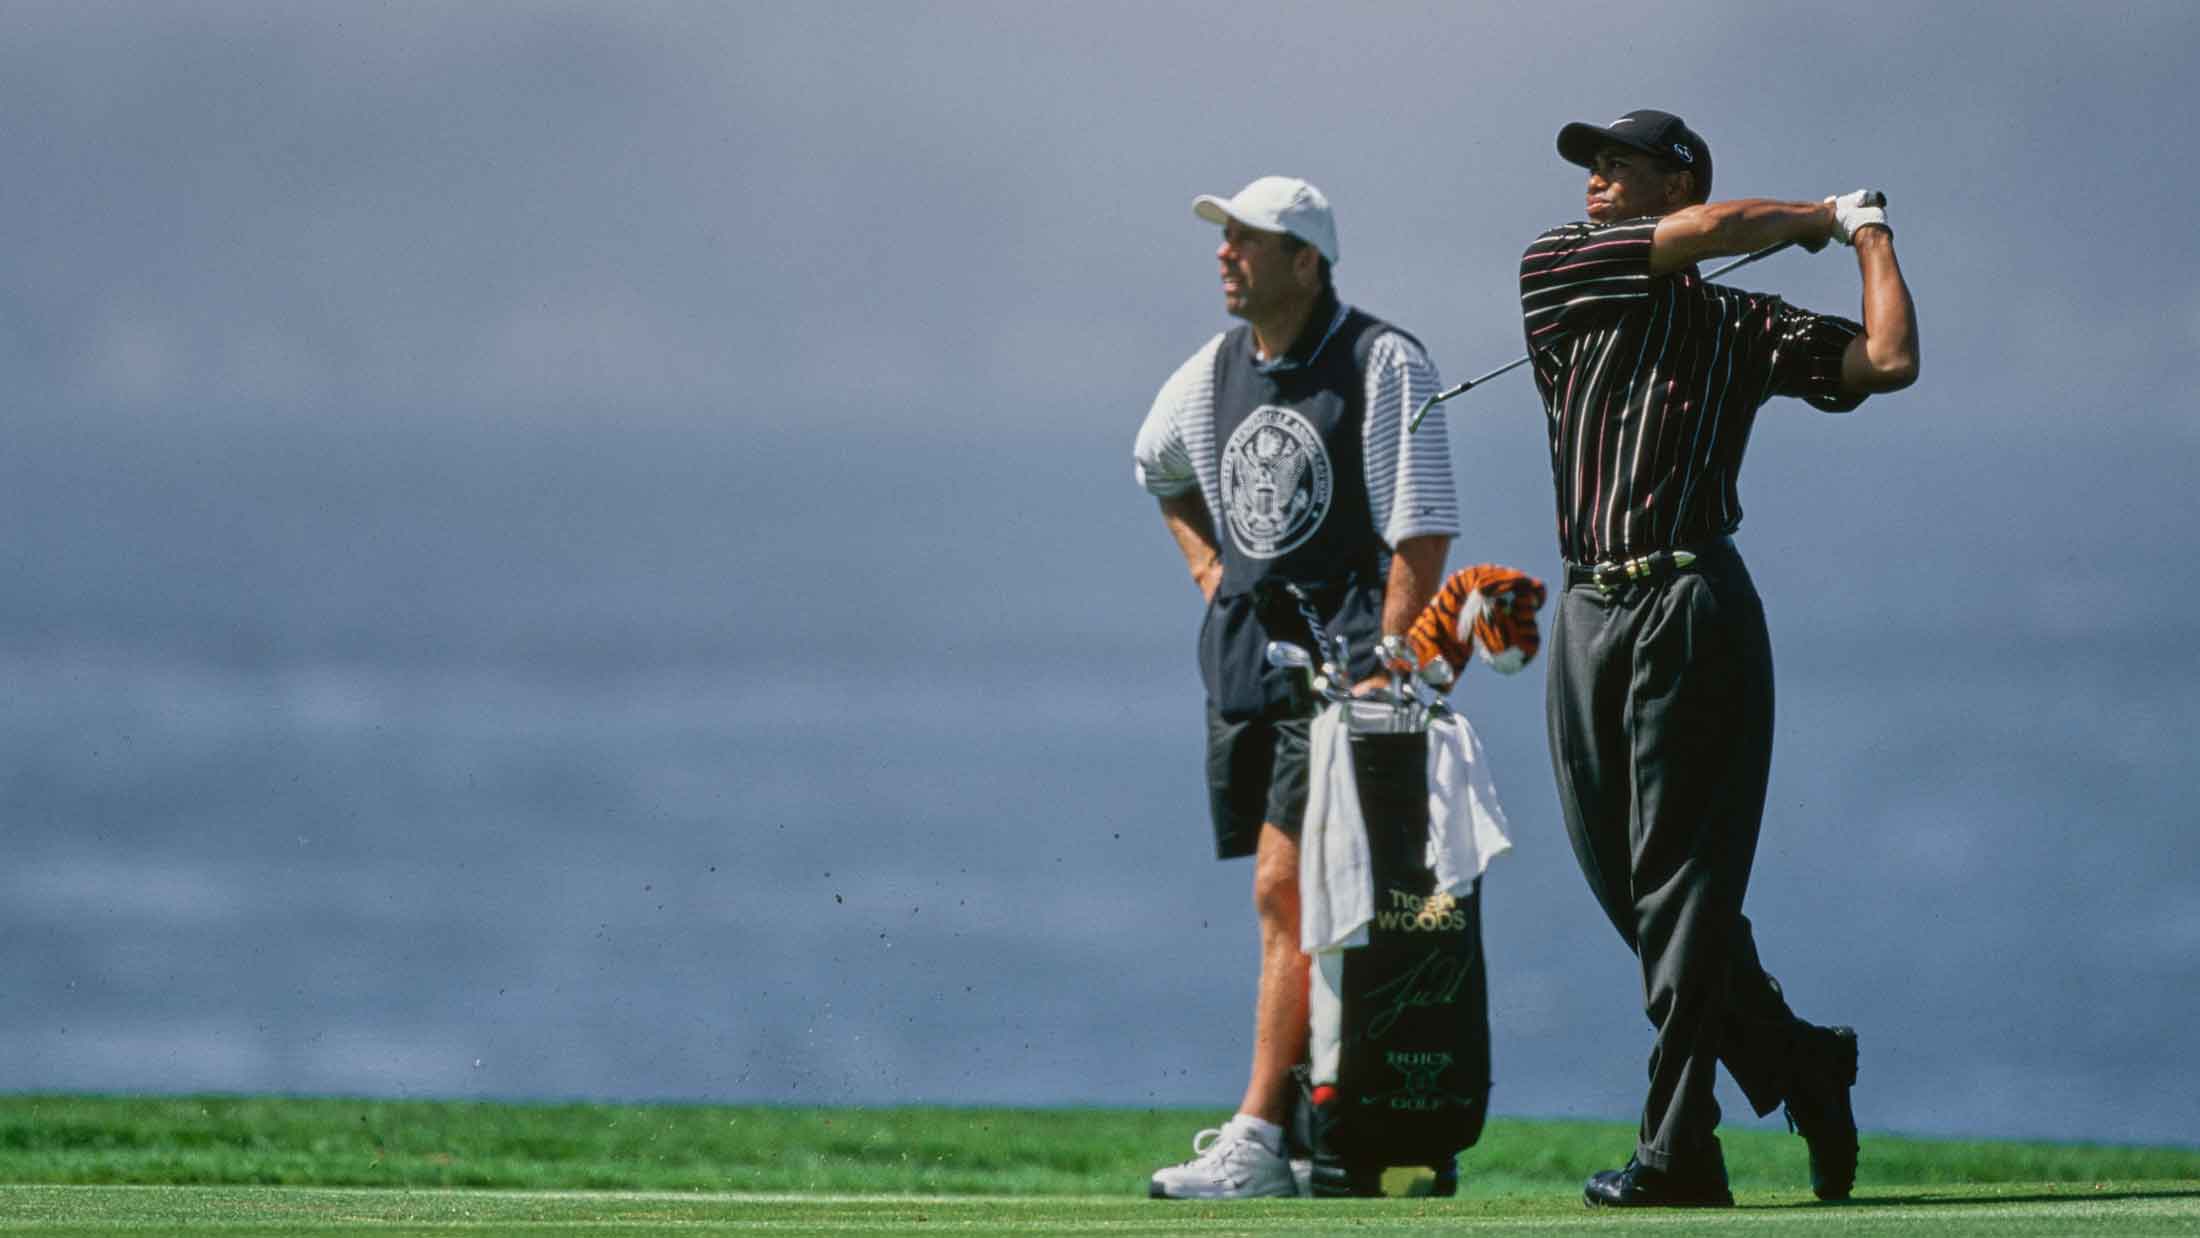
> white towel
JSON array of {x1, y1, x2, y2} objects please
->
[
  {"x1": 1299, "y1": 701, "x2": 1373, "y2": 954},
  {"x1": 1299, "y1": 703, "x2": 1512, "y2": 955},
  {"x1": 1426, "y1": 709, "x2": 1513, "y2": 889}
]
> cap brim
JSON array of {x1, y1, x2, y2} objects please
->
[
  {"x1": 1191, "y1": 191, "x2": 1336, "y2": 263},
  {"x1": 1556, "y1": 121, "x2": 1659, "y2": 169},
  {"x1": 1191, "y1": 195, "x2": 1239, "y2": 227}
]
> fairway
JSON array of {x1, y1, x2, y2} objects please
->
[
  {"x1": 1, "y1": 1099, "x2": 2196, "y2": 1234},
  {"x1": 5, "y1": 1182, "x2": 2200, "y2": 1235}
]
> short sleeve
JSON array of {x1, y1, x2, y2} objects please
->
[
  {"x1": 1361, "y1": 332, "x2": 1459, "y2": 546},
  {"x1": 1762, "y1": 300, "x2": 1866, "y2": 413},
  {"x1": 1133, "y1": 334, "x2": 1223, "y2": 497},
  {"x1": 1519, "y1": 220, "x2": 1658, "y2": 348}
]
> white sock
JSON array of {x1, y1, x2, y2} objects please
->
[{"x1": 1226, "y1": 1113, "x2": 1284, "y2": 1156}]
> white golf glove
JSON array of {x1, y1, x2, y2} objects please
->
[{"x1": 1825, "y1": 189, "x2": 1890, "y2": 245}]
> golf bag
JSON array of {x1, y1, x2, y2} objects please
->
[{"x1": 1289, "y1": 724, "x2": 1492, "y2": 1198}]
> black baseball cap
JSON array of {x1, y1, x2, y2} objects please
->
[{"x1": 1557, "y1": 109, "x2": 1712, "y2": 201}]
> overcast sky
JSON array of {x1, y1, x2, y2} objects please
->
[
  {"x1": 1, "y1": 2, "x2": 2190, "y2": 428},
  {"x1": 0, "y1": 0, "x2": 2191, "y2": 673},
  {"x1": 0, "y1": 0, "x2": 2188, "y2": 722}
]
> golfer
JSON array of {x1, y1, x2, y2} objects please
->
[
  {"x1": 1134, "y1": 175, "x2": 1456, "y2": 1198},
  {"x1": 1517, "y1": 110, "x2": 1918, "y2": 1207}
]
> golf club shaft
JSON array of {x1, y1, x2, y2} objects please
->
[{"x1": 1406, "y1": 240, "x2": 1797, "y2": 432}]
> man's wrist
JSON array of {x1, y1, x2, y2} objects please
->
[{"x1": 1826, "y1": 189, "x2": 1890, "y2": 245}]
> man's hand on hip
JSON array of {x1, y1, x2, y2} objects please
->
[{"x1": 1196, "y1": 562, "x2": 1222, "y2": 603}]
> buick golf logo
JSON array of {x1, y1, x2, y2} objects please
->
[
  {"x1": 1221, "y1": 406, "x2": 1332, "y2": 559},
  {"x1": 1374, "y1": 1050, "x2": 1466, "y2": 1113}
]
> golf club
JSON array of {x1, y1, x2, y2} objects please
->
[
  {"x1": 1265, "y1": 638, "x2": 1313, "y2": 696},
  {"x1": 1377, "y1": 636, "x2": 1418, "y2": 724},
  {"x1": 1406, "y1": 239, "x2": 1802, "y2": 433},
  {"x1": 1284, "y1": 583, "x2": 1350, "y2": 687},
  {"x1": 1415, "y1": 658, "x2": 1458, "y2": 730},
  {"x1": 1418, "y1": 658, "x2": 1457, "y2": 694},
  {"x1": 1266, "y1": 639, "x2": 1352, "y2": 704}
]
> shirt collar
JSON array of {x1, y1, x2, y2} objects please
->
[{"x1": 1255, "y1": 290, "x2": 1348, "y2": 374}]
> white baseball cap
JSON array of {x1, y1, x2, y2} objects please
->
[{"x1": 1192, "y1": 176, "x2": 1338, "y2": 265}]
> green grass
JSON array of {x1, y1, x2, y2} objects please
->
[
  {"x1": 3, "y1": 1184, "x2": 2200, "y2": 1236},
  {"x1": 0, "y1": 1096, "x2": 2194, "y2": 1234}
]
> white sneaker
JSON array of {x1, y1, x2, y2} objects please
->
[{"x1": 1148, "y1": 1125, "x2": 1298, "y2": 1199}]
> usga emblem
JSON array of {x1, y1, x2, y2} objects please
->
[{"x1": 1220, "y1": 406, "x2": 1334, "y2": 560}]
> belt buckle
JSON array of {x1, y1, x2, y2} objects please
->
[{"x1": 1591, "y1": 551, "x2": 1680, "y2": 595}]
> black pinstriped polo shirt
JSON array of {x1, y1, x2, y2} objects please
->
[{"x1": 1519, "y1": 218, "x2": 1865, "y2": 566}]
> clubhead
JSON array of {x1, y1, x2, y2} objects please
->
[{"x1": 1265, "y1": 641, "x2": 1313, "y2": 670}]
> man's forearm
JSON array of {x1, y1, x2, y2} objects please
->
[
  {"x1": 1381, "y1": 535, "x2": 1451, "y2": 636},
  {"x1": 1157, "y1": 492, "x2": 1224, "y2": 601},
  {"x1": 1841, "y1": 228, "x2": 1919, "y2": 392},
  {"x1": 1650, "y1": 199, "x2": 1834, "y2": 274}
]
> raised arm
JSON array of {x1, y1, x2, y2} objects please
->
[
  {"x1": 1649, "y1": 198, "x2": 1836, "y2": 274},
  {"x1": 1839, "y1": 226, "x2": 1918, "y2": 393},
  {"x1": 1653, "y1": 189, "x2": 1916, "y2": 392}
]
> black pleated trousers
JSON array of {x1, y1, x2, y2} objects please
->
[{"x1": 1545, "y1": 538, "x2": 1806, "y2": 1172}]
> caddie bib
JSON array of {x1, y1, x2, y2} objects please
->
[{"x1": 1199, "y1": 298, "x2": 1413, "y2": 720}]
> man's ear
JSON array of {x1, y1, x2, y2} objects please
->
[
  {"x1": 1666, "y1": 168, "x2": 1697, "y2": 209},
  {"x1": 1294, "y1": 244, "x2": 1323, "y2": 289}
]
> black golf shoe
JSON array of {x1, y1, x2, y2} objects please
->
[
  {"x1": 1785, "y1": 1024, "x2": 1860, "y2": 1201},
  {"x1": 1582, "y1": 1156, "x2": 1735, "y2": 1208}
]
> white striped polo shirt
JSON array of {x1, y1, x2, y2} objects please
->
[{"x1": 1132, "y1": 303, "x2": 1460, "y2": 551}]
